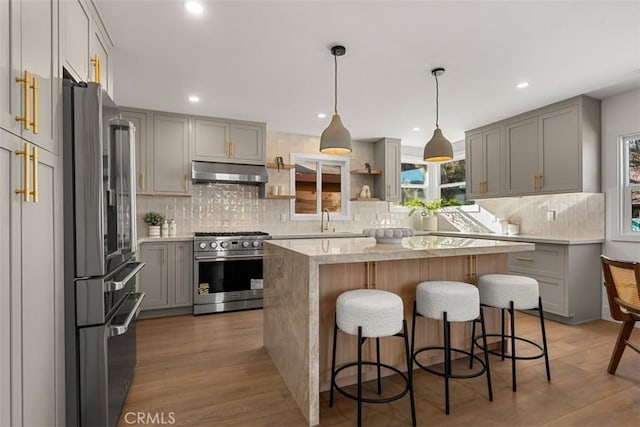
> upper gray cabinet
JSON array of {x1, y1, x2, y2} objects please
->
[
  {"x1": 192, "y1": 117, "x2": 265, "y2": 165},
  {"x1": 122, "y1": 108, "x2": 190, "y2": 196},
  {"x1": 466, "y1": 126, "x2": 501, "y2": 198},
  {"x1": 466, "y1": 95, "x2": 600, "y2": 199},
  {"x1": 1, "y1": 0, "x2": 58, "y2": 154},
  {"x1": 373, "y1": 137, "x2": 401, "y2": 202},
  {"x1": 61, "y1": 0, "x2": 113, "y2": 97}
]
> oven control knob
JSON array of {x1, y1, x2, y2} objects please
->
[
  {"x1": 252, "y1": 241, "x2": 260, "y2": 248},
  {"x1": 199, "y1": 242, "x2": 207, "y2": 249},
  {"x1": 242, "y1": 241, "x2": 250, "y2": 248},
  {"x1": 210, "y1": 242, "x2": 217, "y2": 249},
  {"x1": 220, "y1": 241, "x2": 229, "y2": 248}
]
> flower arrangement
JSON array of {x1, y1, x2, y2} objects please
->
[{"x1": 143, "y1": 211, "x2": 165, "y2": 226}]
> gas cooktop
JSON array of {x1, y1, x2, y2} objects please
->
[{"x1": 194, "y1": 231, "x2": 269, "y2": 237}]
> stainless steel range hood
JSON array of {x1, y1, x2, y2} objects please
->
[{"x1": 191, "y1": 161, "x2": 269, "y2": 197}]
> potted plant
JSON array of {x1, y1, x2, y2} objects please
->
[
  {"x1": 405, "y1": 198, "x2": 461, "y2": 231},
  {"x1": 143, "y1": 212, "x2": 165, "y2": 237}
]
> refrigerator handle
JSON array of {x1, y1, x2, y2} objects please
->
[
  {"x1": 105, "y1": 261, "x2": 145, "y2": 292},
  {"x1": 108, "y1": 292, "x2": 146, "y2": 337}
]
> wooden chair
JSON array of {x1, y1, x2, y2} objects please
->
[{"x1": 601, "y1": 255, "x2": 640, "y2": 374}]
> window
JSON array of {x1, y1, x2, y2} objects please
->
[
  {"x1": 621, "y1": 135, "x2": 640, "y2": 234},
  {"x1": 400, "y1": 162, "x2": 428, "y2": 204},
  {"x1": 439, "y1": 159, "x2": 467, "y2": 203},
  {"x1": 290, "y1": 153, "x2": 350, "y2": 220}
]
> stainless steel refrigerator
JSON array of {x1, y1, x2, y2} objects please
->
[{"x1": 63, "y1": 79, "x2": 146, "y2": 427}]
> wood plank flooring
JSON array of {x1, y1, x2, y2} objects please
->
[{"x1": 118, "y1": 310, "x2": 640, "y2": 427}]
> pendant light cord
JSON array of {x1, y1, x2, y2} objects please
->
[
  {"x1": 434, "y1": 72, "x2": 439, "y2": 128},
  {"x1": 334, "y1": 53, "x2": 338, "y2": 114}
]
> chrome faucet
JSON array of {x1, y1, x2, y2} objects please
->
[{"x1": 321, "y1": 208, "x2": 330, "y2": 232}]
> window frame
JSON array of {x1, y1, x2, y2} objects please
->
[
  {"x1": 618, "y1": 133, "x2": 640, "y2": 239},
  {"x1": 289, "y1": 152, "x2": 351, "y2": 221}
]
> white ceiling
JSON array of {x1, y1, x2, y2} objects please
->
[{"x1": 96, "y1": 0, "x2": 640, "y2": 149}]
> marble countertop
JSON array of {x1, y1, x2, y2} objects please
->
[
  {"x1": 270, "y1": 232, "x2": 364, "y2": 240},
  {"x1": 429, "y1": 231, "x2": 604, "y2": 245},
  {"x1": 265, "y1": 235, "x2": 534, "y2": 264}
]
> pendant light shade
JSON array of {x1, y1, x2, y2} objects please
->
[
  {"x1": 423, "y1": 67, "x2": 453, "y2": 162},
  {"x1": 320, "y1": 45, "x2": 352, "y2": 154}
]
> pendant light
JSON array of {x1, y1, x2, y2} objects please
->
[
  {"x1": 320, "y1": 45, "x2": 352, "y2": 155},
  {"x1": 423, "y1": 67, "x2": 453, "y2": 162}
]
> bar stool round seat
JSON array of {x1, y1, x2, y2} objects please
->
[
  {"x1": 337, "y1": 289, "x2": 403, "y2": 337},
  {"x1": 330, "y1": 289, "x2": 416, "y2": 427},
  {"x1": 471, "y1": 273, "x2": 551, "y2": 392},
  {"x1": 412, "y1": 281, "x2": 493, "y2": 415},
  {"x1": 478, "y1": 274, "x2": 539, "y2": 309}
]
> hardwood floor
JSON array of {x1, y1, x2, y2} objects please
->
[{"x1": 118, "y1": 310, "x2": 640, "y2": 427}]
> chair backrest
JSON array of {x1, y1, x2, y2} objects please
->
[{"x1": 601, "y1": 255, "x2": 640, "y2": 321}]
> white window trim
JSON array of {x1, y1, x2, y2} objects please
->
[
  {"x1": 289, "y1": 152, "x2": 351, "y2": 221},
  {"x1": 616, "y1": 133, "x2": 640, "y2": 241}
]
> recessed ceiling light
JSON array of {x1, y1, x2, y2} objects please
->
[
  {"x1": 188, "y1": 95, "x2": 200, "y2": 103},
  {"x1": 412, "y1": 127, "x2": 421, "y2": 132},
  {"x1": 516, "y1": 82, "x2": 529, "y2": 89},
  {"x1": 317, "y1": 113, "x2": 327, "y2": 118},
  {"x1": 184, "y1": 1, "x2": 204, "y2": 15}
]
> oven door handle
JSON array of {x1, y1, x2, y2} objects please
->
[
  {"x1": 108, "y1": 292, "x2": 146, "y2": 337},
  {"x1": 105, "y1": 261, "x2": 145, "y2": 292},
  {"x1": 195, "y1": 255, "x2": 263, "y2": 261}
]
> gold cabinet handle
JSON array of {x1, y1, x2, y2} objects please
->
[
  {"x1": 364, "y1": 261, "x2": 370, "y2": 288},
  {"x1": 184, "y1": 174, "x2": 188, "y2": 191},
  {"x1": 538, "y1": 174, "x2": 543, "y2": 189},
  {"x1": 15, "y1": 70, "x2": 31, "y2": 130},
  {"x1": 30, "y1": 147, "x2": 38, "y2": 203},
  {"x1": 230, "y1": 141, "x2": 235, "y2": 157},
  {"x1": 31, "y1": 76, "x2": 39, "y2": 134},
  {"x1": 14, "y1": 142, "x2": 31, "y2": 202},
  {"x1": 91, "y1": 54, "x2": 100, "y2": 83},
  {"x1": 140, "y1": 172, "x2": 145, "y2": 189},
  {"x1": 515, "y1": 256, "x2": 534, "y2": 261},
  {"x1": 533, "y1": 175, "x2": 538, "y2": 190},
  {"x1": 465, "y1": 255, "x2": 472, "y2": 279}
]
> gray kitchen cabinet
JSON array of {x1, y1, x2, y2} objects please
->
[
  {"x1": 1, "y1": 0, "x2": 59, "y2": 154},
  {"x1": 61, "y1": 0, "x2": 114, "y2": 97},
  {"x1": 466, "y1": 126, "x2": 501, "y2": 198},
  {"x1": 468, "y1": 95, "x2": 600, "y2": 199},
  {"x1": 0, "y1": 129, "x2": 64, "y2": 426},
  {"x1": 508, "y1": 242, "x2": 602, "y2": 324},
  {"x1": 152, "y1": 113, "x2": 191, "y2": 194},
  {"x1": 121, "y1": 109, "x2": 150, "y2": 193},
  {"x1": 192, "y1": 117, "x2": 265, "y2": 165},
  {"x1": 139, "y1": 241, "x2": 193, "y2": 313},
  {"x1": 373, "y1": 137, "x2": 401, "y2": 201}
]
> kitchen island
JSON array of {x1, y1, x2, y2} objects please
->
[{"x1": 263, "y1": 235, "x2": 535, "y2": 426}]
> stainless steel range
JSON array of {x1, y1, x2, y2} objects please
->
[{"x1": 193, "y1": 231, "x2": 270, "y2": 315}]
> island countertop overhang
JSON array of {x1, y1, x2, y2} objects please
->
[{"x1": 264, "y1": 236, "x2": 535, "y2": 264}]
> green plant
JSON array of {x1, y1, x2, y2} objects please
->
[
  {"x1": 143, "y1": 211, "x2": 165, "y2": 226},
  {"x1": 404, "y1": 198, "x2": 461, "y2": 216}
]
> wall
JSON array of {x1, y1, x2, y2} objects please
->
[
  {"x1": 136, "y1": 131, "x2": 410, "y2": 236},
  {"x1": 600, "y1": 88, "x2": 640, "y2": 320}
]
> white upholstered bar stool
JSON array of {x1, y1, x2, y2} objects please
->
[
  {"x1": 329, "y1": 289, "x2": 416, "y2": 427},
  {"x1": 471, "y1": 274, "x2": 551, "y2": 392},
  {"x1": 411, "y1": 281, "x2": 493, "y2": 415}
]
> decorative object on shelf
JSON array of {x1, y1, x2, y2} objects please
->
[
  {"x1": 161, "y1": 219, "x2": 169, "y2": 237},
  {"x1": 275, "y1": 156, "x2": 285, "y2": 171},
  {"x1": 359, "y1": 185, "x2": 371, "y2": 198},
  {"x1": 143, "y1": 211, "x2": 165, "y2": 237},
  {"x1": 364, "y1": 162, "x2": 372, "y2": 173},
  {"x1": 423, "y1": 67, "x2": 453, "y2": 162},
  {"x1": 169, "y1": 218, "x2": 177, "y2": 237},
  {"x1": 362, "y1": 227, "x2": 415, "y2": 244},
  {"x1": 320, "y1": 45, "x2": 352, "y2": 155}
]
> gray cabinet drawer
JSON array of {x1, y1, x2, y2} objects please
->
[
  {"x1": 536, "y1": 276, "x2": 567, "y2": 316},
  {"x1": 508, "y1": 243, "x2": 565, "y2": 278}
]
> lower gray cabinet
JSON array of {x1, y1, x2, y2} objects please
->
[
  {"x1": 508, "y1": 242, "x2": 601, "y2": 324},
  {"x1": 139, "y1": 241, "x2": 193, "y2": 311}
]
